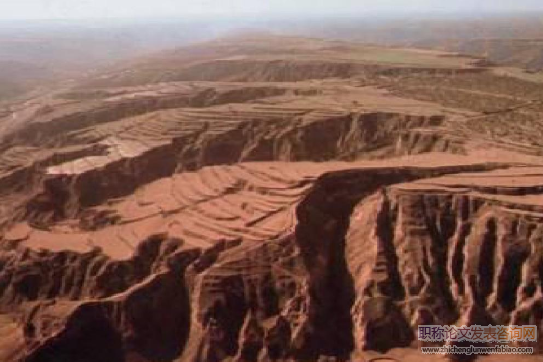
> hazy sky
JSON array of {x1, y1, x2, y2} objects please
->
[{"x1": 2, "y1": 0, "x2": 543, "y2": 20}]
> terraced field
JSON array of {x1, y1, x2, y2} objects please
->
[{"x1": 0, "y1": 35, "x2": 543, "y2": 362}]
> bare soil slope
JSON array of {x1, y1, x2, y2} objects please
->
[{"x1": 0, "y1": 35, "x2": 542, "y2": 362}]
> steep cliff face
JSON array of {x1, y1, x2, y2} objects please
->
[
  {"x1": 1, "y1": 234, "x2": 200, "y2": 362},
  {"x1": 3, "y1": 162, "x2": 543, "y2": 362},
  {"x1": 0, "y1": 234, "x2": 187, "y2": 307},
  {"x1": 346, "y1": 171, "x2": 543, "y2": 355},
  {"x1": 4, "y1": 110, "x2": 452, "y2": 229}
]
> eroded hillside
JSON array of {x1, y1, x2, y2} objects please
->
[{"x1": 0, "y1": 35, "x2": 542, "y2": 362}]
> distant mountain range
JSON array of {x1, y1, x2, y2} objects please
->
[{"x1": 2, "y1": 13, "x2": 543, "y2": 101}]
